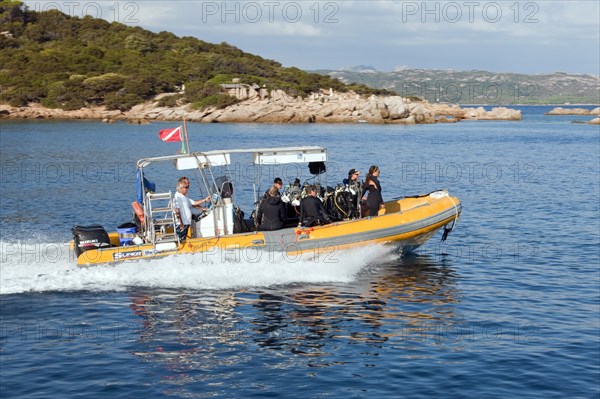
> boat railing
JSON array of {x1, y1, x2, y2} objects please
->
[{"x1": 144, "y1": 191, "x2": 179, "y2": 251}]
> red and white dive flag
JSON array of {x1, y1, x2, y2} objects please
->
[{"x1": 158, "y1": 127, "x2": 182, "y2": 142}]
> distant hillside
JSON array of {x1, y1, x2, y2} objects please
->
[
  {"x1": 0, "y1": 1, "x2": 390, "y2": 111},
  {"x1": 315, "y1": 67, "x2": 600, "y2": 105}
]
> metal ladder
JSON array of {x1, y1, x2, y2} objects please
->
[{"x1": 145, "y1": 192, "x2": 179, "y2": 247}]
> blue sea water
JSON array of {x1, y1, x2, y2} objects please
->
[{"x1": 0, "y1": 106, "x2": 599, "y2": 398}]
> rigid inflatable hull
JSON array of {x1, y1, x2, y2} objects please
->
[{"x1": 74, "y1": 194, "x2": 461, "y2": 266}]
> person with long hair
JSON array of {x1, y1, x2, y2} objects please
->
[
  {"x1": 343, "y1": 168, "x2": 362, "y2": 219},
  {"x1": 363, "y1": 165, "x2": 384, "y2": 217}
]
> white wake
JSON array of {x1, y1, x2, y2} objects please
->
[{"x1": 0, "y1": 240, "x2": 396, "y2": 295}]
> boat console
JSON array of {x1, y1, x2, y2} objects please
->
[{"x1": 191, "y1": 202, "x2": 235, "y2": 238}]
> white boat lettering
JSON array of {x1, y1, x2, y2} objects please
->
[
  {"x1": 80, "y1": 239, "x2": 99, "y2": 244},
  {"x1": 113, "y1": 250, "x2": 143, "y2": 260}
]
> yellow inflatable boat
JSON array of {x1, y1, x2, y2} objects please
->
[{"x1": 71, "y1": 146, "x2": 461, "y2": 266}]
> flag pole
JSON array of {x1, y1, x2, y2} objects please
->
[{"x1": 183, "y1": 118, "x2": 190, "y2": 153}]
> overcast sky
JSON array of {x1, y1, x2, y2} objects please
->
[{"x1": 25, "y1": 0, "x2": 600, "y2": 75}]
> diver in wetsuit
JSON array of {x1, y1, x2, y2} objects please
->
[
  {"x1": 256, "y1": 187, "x2": 286, "y2": 231},
  {"x1": 299, "y1": 185, "x2": 332, "y2": 227},
  {"x1": 343, "y1": 168, "x2": 363, "y2": 219},
  {"x1": 364, "y1": 165, "x2": 384, "y2": 217}
]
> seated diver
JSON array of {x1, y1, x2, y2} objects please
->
[
  {"x1": 299, "y1": 184, "x2": 332, "y2": 227},
  {"x1": 256, "y1": 187, "x2": 286, "y2": 231}
]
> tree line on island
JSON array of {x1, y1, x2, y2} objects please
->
[{"x1": 0, "y1": 1, "x2": 392, "y2": 111}]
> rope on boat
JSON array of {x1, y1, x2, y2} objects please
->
[{"x1": 441, "y1": 194, "x2": 460, "y2": 242}]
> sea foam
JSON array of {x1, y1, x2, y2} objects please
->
[{"x1": 0, "y1": 239, "x2": 394, "y2": 295}]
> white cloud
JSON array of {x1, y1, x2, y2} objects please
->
[
  {"x1": 204, "y1": 20, "x2": 323, "y2": 37},
  {"x1": 21, "y1": 0, "x2": 600, "y2": 74}
]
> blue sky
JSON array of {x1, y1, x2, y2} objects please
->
[{"x1": 25, "y1": 0, "x2": 600, "y2": 75}]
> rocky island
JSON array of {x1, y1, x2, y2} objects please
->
[
  {"x1": 1, "y1": 89, "x2": 522, "y2": 124},
  {"x1": 545, "y1": 107, "x2": 600, "y2": 124},
  {"x1": 545, "y1": 107, "x2": 600, "y2": 115}
]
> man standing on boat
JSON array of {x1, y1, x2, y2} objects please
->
[{"x1": 174, "y1": 177, "x2": 211, "y2": 240}]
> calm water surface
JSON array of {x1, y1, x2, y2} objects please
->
[{"x1": 1, "y1": 106, "x2": 599, "y2": 398}]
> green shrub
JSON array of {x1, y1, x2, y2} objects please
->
[
  {"x1": 42, "y1": 79, "x2": 90, "y2": 109},
  {"x1": 83, "y1": 73, "x2": 125, "y2": 94},
  {"x1": 104, "y1": 92, "x2": 142, "y2": 111},
  {"x1": 157, "y1": 93, "x2": 184, "y2": 107},
  {"x1": 184, "y1": 80, "x2": 210, "y2": 103}
]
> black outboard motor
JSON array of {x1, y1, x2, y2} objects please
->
[{"x1": 72, "y1": 225, "x2": 111, "y2": 258}]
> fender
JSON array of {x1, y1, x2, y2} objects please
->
[{"x1": 132, "y1": 201, "x2": 145, "y2": 225}]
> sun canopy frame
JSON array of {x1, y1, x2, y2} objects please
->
[{"x1": 136, "y1": 146, "x2": 327, "y2": 170}]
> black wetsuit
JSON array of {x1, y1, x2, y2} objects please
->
[
  {"x1": 262, "y1": 186, "x2": 280, "y2": 200},
  {"x1": 364, "y1": 176, "x2": 383, "y2": 217},
  {"x1": 256, "y1": 196, "x2": 286, "y2": 231},
  {"x1": 300, "y1": 195, "x2": 331, "y2": 227}
]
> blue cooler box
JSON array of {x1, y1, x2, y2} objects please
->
[{"x1": 117, "y1": 224, "x2": 137, "y2": 246}]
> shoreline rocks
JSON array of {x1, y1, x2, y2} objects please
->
[
  {"x1": 1, "y1": 91, "x2": 523, "y2": 124},
  {"x1": 545, "y1": 107, "x2": 600, "y2": 115},
  {"x1": 545, "y1": 106, "x2": 600, "y2": 124}
]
